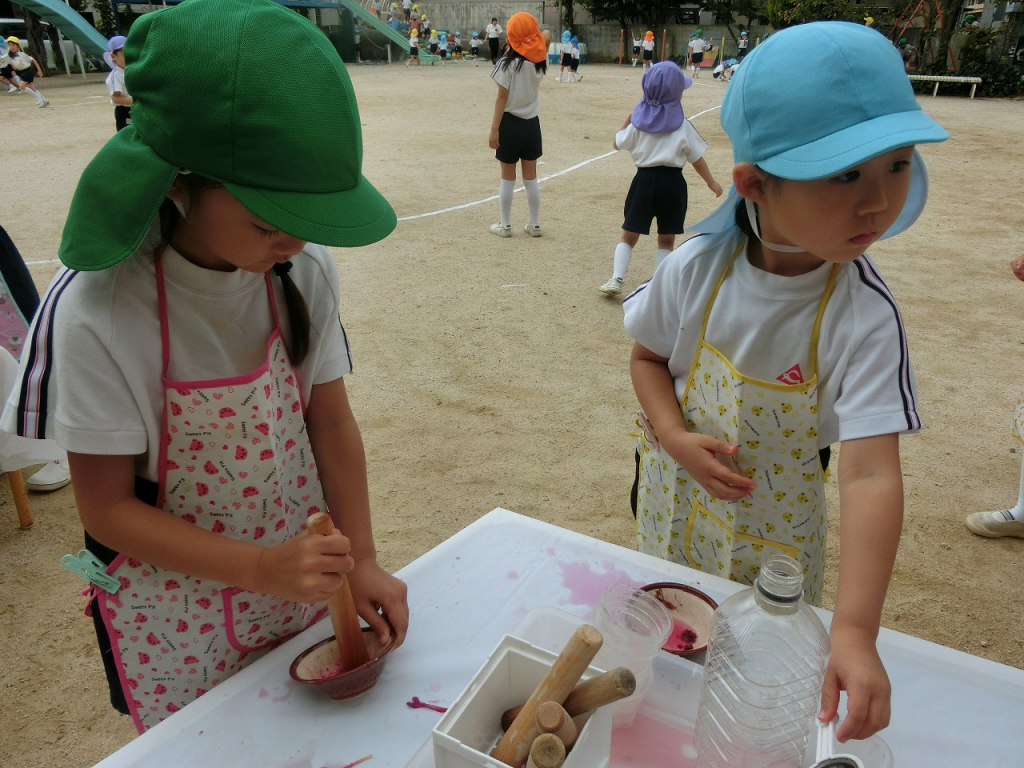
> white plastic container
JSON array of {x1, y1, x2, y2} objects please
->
[{"x1": 432, "y1": 635, "x2": 612, "y2": 768}]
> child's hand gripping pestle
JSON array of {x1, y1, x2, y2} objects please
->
[
  {"x1": 500, "y1": 666, "x2": 636, "y2": 730},
  {"x1": 526, "y1": 733, "x2": 566, "y2": 768},
  {"x1": 490, "y1": 624, "x2": 603, "y2": 767},
  {"x1": 305, "y1": 512, "x2": 371, "y2": 669}
]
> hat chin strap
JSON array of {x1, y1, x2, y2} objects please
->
[{"x1": 745, "y1": 198, "x2": 805, "y2": 253}]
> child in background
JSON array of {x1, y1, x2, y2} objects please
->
[
  {"x1": 4, "y1": 37, "x2": 48, "y2": 107},
  {"x1": 104, "y1": 35, "x2": 133, "y2": 131},
  {"x1": 488, "y1": 13, "x2": 549, "y2": 238},
  {"x1": 737, "y1": 29, "x2": 749, "y2": 59},
  {"x1": 623, "y1": 22, "x2": 947, "y2": 743},
  {"x1": 438, "y1": 31, "x2": 448, "y2": 63},
  {"x1": 632, "y1": 32, "x2": 642, "y2": 67},
  {"x1": 556, "y1": 30, "x2": 572, "y2": 82},
  {"x1": 428, "y1": 28, "x2": 438, "y2": 55},
  {"x1": 470, "y1": 31, "x2": 482, "y2": 58},
  {"x1": 688, "y1": 29, "x2": 708, "y2": 77},
  {"x1": 570, "y1": 37, "x2": 582, "y2": 81},
  {"x1": 712, "y1": 57, "x2": 740, "y2": 81},
  {"x1": 965, "y1": 252, "x2": 1024, "y2": 539},
  {"x1": 641, "y1": 30, "x2": 655, "y2": 70},
  {"x1": 2, "y1": 0, "x2": 409, "y2": 732},
  {"x1": 408, "y1": 28, "x2": 420, "y2": 65},
  {"x1": 599, "y1": 62, "x2": 721, "y2": 297},
  {"x1": 1, "y1": 38, "x2": 23, "y2": 94},
  {"x1": 453, "y1": 31, "x2": 462, "y2": 59}
]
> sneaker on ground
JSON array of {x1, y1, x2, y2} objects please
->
[
  {"x1": 965, "y1": 509, "x2": 1024, "y2": 538},
  {"x1": 7, "y1": 85, "x2": 18, "y2": 93},
  {"x1": 523, "y1": 224, "x2": 542, "y2": 237},
  {"x1": 38, "y1": 99, "x2": 49, "y2": 108},
  {"x1": 577, "y1": 73, "x2": 583, "y2": 81},
  {"x1": 25, "y1": 459, "x2": 71, "y2": 492},
  {"x1": 599, "y1": 277, "x2": 625, "y2": 296},
  {"x1": 489, "y1": 223, "x2": 512, "y2": 238}
]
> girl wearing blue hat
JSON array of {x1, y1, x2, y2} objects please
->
[
  {"x1": 104, "y1": 35, "x2": 133, "y2": 132},
  {"x1": 2, "y1": 0, "x2": 408, "y2": 732},
  {"x1": 599, "y1": 62, "x2": 722, "y2": 297},
  {"x1": 556, "y1": 29, "x2": 573, "y2": 82},
  {"x1": 569, "y1": 36, "x2": 582, "y2": 81},
  {"x1": 624, "y1": 22, "x2": 947, "y2": 744}
]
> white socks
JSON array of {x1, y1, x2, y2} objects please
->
[
  {"x1": 612, "y1": 243, "x2": 632, "y2": 280},
  {"x1": 498, "y1": 179, "x2": 514, "y2": 226},
  {"x1": 523, "y1": 178, "x2": 540, "y2": 227},
  {"x1": 1005, "y1": 457, "x2": 1024, "y2": 520},
  {"x1": 654, "y1": 249, "x2": 671, "y2": 270},
  {"x1": 31, "y1": 88, "x2": 44, "y2": 105}
]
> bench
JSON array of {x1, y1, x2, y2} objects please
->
[{"x1": 908, "y1": 74, "x2": 983, "y2": 99}]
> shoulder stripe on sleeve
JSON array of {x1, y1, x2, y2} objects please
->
[
  {"x1": 16, "y1": 268, "x2": 78, "y2": 438},
  {"x1": 853, "y1": 257, "x2": 920, "y2": 431}
]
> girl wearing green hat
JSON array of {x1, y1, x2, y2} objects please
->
[{"x1": 1, "y1": 0, "x2": 408, "y2": 732}]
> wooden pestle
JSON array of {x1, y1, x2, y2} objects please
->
[
  {"x1": 501, "y1": 666, "x2": 636, "y2": 731},
  {"x1": 490, "y1": 624, "x2": 603, "y2": 767},
  {"x1": 305, "y1": 512, "x2": 371, "y2": 669},
  {"x1": 536, "y1": 701, "x2": 578, "y2": 749},
  {"x1": 526, "y1": 733, "x2": 566, "y2": 768}
]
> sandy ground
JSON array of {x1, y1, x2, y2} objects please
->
[{"x1": 1, "y1": 63, "x2": 1022, "y2": 767}]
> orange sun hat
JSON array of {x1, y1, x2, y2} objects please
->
[
  {"x1": 644, "y1": 30, "x2": 654, "y2": 40},
  {"x1": 505, "y1": 12, "x2": 547, "y2": 63}
]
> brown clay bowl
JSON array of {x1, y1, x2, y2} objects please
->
[
  {"x1": 289, "y1": 626, "x2": 396, "y2": 700},
  {"x1": 641, "y1": 582, "x2": 718, "y2": 656}
]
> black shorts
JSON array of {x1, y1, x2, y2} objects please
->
[
  {"x1": 0, "y1": 64, "x2": 13, "y2": 79},
  {"x1": 561, "y1": 52, "x2": 572, "y2": 66},
  {"x1": 633, "y1": 46, "x2": 641, "y2": 55},
  {"x1": 691, "y1": 51, "x2": 704, "y2": 65},
  {"x1": 114, "y1": 105, "x2": 131, "y2": 132},
  {"x1": 737, "y1": 47, "x2": 748, "y2": 59},
  {"x1": 439, "y1": 48, "x2": 447, "y2": 59},
  {"x1": 571, "y1": 58, "x2": 579, "y2": 71},
  {"x1": 429, "y1": 43, "x2": 437, "y2": 53},
  {"x1": 495, "y1": 112, "x2": 542, "y2": 164},
  {"x1": 642, "y1": 49, "x2": 653, "y2": 61},
  {"x1": 622, "y1": 165, "x2": 688, "y2": 235},
  {"x1": 13, "y1": 67, "x2": 34, "y2": 83},
  {"x1": 410, "y1": 44, "x2": 418, "y2": 56}
]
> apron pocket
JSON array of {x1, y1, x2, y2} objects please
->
[
  {"x1": 222, "y1": 587, "x2": 326, "y2": 653},
  {"x1": 684, "y1": 499, "x2": 800, "y2": 583}
]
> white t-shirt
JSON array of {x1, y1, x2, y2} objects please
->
[
  {"x1": 491, "y1": 59, "x2": 544, "y2": 120},
  {"x1": 615, "y1": 118, "x2": 707, "y2": 168},
  {"x1": 2, "y1": 238, "x2": 352, "y2": 481},
  {"x1": 688, "y1": 37, "x2": 706, "y2": 54},
  {"x1": 8, "y1": 51, "x2": 34, "y2": 71},
  {"x1": 105, "y1": 66, "x2": 129, "y2": 101},
  {"x1": 642, "y1": 39, "x2": 655, "y2": 52},
  {"x1": 622, "y1": 228, "x2": 921, "y2": 448},
  {"x1": 633, "y1": 37, "x2": 642, "y2": 48},
  {"x1": 486, "y1": 23, "x2": 502, "y2": 39}
]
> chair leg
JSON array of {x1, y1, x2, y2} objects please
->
[{"x1": 8, "y1": 470, "x2": 33, "y2": 529}]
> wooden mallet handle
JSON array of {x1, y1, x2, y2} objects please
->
[
  {"x1": 490, "y1": 624, "x2": 603, "y2": 767},
  {"x1": 526, "y1": 733, "x2": 566, "y2": 768},
  {"x1": 305, "y1": 512, "x2": 370, "y2": 669},
  {"x1": 501, "y1": 666, "x2": 636, "y2": 730}
]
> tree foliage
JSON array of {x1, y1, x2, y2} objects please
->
[{"x1": 763, "y1": 0, "x2": 857, "y2": 28}]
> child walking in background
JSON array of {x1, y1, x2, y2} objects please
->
[
  {"x1": 103, "y1": 35, "x2": 133, "y2": 132},
  {"x1": 470, "y1": 31, "x2": 482, "y2": 59},
  {"x1": 2, "y1": 0, "x2": 409, "y2": 732},
  {"x1": 641, "y1": 30, "x2": 655, "y2": 69},
  {"x1": 4, "y1": 37, "x2": 48, "y2": 107},
  {"x1": 488, "y1": 13, "x2": 549, "y2": 238},
  {"x1": 632, "y1": 32, "x2": 642, "y2": 66},
  {"x1": 965, "y1": 252, "x2": 1024, "y2": 539},
  {"x1": 408, "y1": 28, "x2": 420, "y2": 65},
  {"x1": 570, "y1": 37, "x2": 582, "y2": 81},
  {"x1": 599, "y1": 62, "x2": 721, "y2": 297},
  {"x1": 688, "y1": 29, "x2": 709, "y2": 77},
  {"x1": 556, "y1": 30, "x2": 572, "y2": 82},
  {"x1": 624, "y1": 22, "x2": 947, "y2": 743}
]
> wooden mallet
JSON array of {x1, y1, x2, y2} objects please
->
[{"x1": 500, "y1": 665, "x2": 636, "y2": 730}]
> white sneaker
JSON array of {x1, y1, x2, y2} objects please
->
[
  {"x1": 965, "y1": 509, "x2": 1024, "y2": 538},
  {"x1": 555, "y1": 74, "x2": 561, "y2": 81},
  {"x1": 523, "y1": 224, "x2": 542, "y2": 237},
  {"x1": 599, "y1": 277, "x2": 625, "y2": 296},
  {"x1": 6, "y1": 85, "x2": 18, "y2": 93},
  {"x1": 25, "y1": 459, "x2": 71, "y2": 492},
  {"x1": 489, "y1": 223, "x2": 512, "y2": 238},
  {"x1": 37, "y1": 98, "x2": 50, "y2": 108}
]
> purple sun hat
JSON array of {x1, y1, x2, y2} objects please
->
[{"x1": 631, "y1": 61, "x2": 693, "y2": 134}]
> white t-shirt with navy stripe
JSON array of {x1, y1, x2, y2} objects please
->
[
  {"x1": 491, "y1": 59, "x2": 544, "y2": 120},
  {"x1": 623, "y1": 227, "x2": 921, "y2": 448},
  {"x1": 1, "y1": 237, "x2": 352, "y2": 482}
]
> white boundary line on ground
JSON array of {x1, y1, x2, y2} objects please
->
[{"x1": 27, "y1": 105, "x2": 722, "y2": 265}]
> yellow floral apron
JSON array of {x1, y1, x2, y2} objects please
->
[{"x1": 636, "y1": 243, "x2": 839, "y2": 606}]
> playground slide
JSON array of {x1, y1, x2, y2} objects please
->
[
  {"x1": 12, "y1": 0, "x2": 107, "y2": 57},
  {"x1": 336, "y1": 0, "x2": 411, "y2": 54}
]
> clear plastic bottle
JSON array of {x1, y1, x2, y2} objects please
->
[{"x1": 693, "y1": 554, "x2": 831, "y2": 768}]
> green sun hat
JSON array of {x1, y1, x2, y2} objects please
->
[{"x1": 60, "y1": 0, "x2": 396, "y2": 271}]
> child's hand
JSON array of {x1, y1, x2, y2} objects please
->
[
  {"x1": 1011, "y1": 253, "x2": 1024, "y2": 282},
  {"x1": 348, "y1": 558, "x2": 410, "y2": 649},
  {"x1": 488, "y1": 127, "x2": 500, "y2": 150},
  {"x1": 708, "y1": 180, "x2": 723, "y2": 197},
  {"x1": 255, "y1": 529, "x2": 353, "y2": 604},
  {"x1": 818, "y1": 625, "x2": 892, "y2": 742},
  {"x1": 661, "y1": 429, "x2": 755, "y2": 500}
]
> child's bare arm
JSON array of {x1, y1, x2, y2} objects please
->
[
  {"x1": 488, "y1": 84, "x2": 509, "y2": 150},
  {"x1": 111, "y1": 91, "x2": 133, "y2": 106},
  {"x1": 691, "y1": 157, "x2": 723, "y2": 197},
  {"x1": 612, "y1": 115, "x2": 632, "y2": 150},
  {"x1": 1011, "y1": 252, "x2": 1024, "y2": 281},
  {"x1": 630, "y1": 342, "x2": 754, "y2": 500},
  {"x1": 820, "y1": 432, "x2": 903, "y2": 742}
]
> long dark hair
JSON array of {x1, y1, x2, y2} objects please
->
[
  {"x1": 157, "y1": 175, "x2": 311, "y2": 365},
  {"x1": 495, "y1": 42, "x2": 547, "y2": 75}
]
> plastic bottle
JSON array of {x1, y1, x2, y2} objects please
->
[
  {"x1": 591, "y1": 584, "x2": 671, "y2": 727},
  {"x1": 693, "y1": 553, "x2": 830, "y2": 768}
]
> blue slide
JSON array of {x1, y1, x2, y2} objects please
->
[{"x1": 12, "y1": 0, "x2": 107, "y2": 56}]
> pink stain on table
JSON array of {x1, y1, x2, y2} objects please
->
[
  {"x1": 554, "y1": 557, "x2": 646, "y2": 607},
  {"x1": 407, "y1": 696, "x2": 448, "y2": 713},
  {"x1": 611, "y1": 709, "x2": 698, "y2": 767}
]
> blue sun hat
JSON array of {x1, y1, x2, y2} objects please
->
[
  {"x1": 561, "y1": 29, "x2": 571, "y2": 43},
  {"x1": 570, "y1": 36, "x2": 578, "y2": 44},
  {"x1": 632, "y1": 61, "x2": 692, "y2": 134},
  {"x1": 103, "y1": 34, "x2": 127, "y2": 69},
  {"x1": 688, "y1": 21, "x2": 948, "y2": 240}
]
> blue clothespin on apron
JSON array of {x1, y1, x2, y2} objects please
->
[{"x1": 61, "y1": 550, "x2": 121, "y2": 593}]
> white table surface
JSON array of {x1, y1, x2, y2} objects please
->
[{"x1": 93, "y1": 508, "x2": 1024, "y2": 768}]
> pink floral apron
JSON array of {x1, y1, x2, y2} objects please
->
[{"x1": 92, "y1": 257, "x2": 327, "y2": 732}]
